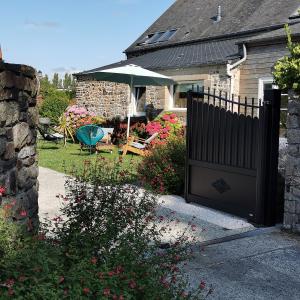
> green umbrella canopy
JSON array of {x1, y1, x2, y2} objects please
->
[{"x1": 84, "y1": 64, "x2": 175, "y2": 86}]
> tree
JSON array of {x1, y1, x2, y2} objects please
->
[
  {"x1": 52, "y1": 73, "x2": 59, "y2": 88},
  {"x1": 273, "y1": 24, "x2": 300, "y2": 93}
]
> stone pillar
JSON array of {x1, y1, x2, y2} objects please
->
[
  {"x1": 0, "y1": 62, "x2": 39, "y2": 226},
  {"x1": 283, "y1": 90, "x2": 300, "y2": 232}
]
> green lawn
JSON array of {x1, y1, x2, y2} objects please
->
[{"x1": 37, "y1": 140, "x2": 142, "y2": 175}]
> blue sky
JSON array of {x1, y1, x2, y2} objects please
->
[{"x1": 1, "y1": 0, "x2": 174, "y2": 77}]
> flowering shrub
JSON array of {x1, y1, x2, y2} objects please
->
[
  {"x1": 58, "y1": 105, "x2": 105, "y2": 145},
  {"x1": 64, "y1": 105, "x2": 105, "y2": 130},
  {"x1": 145, "y1": 113, "x2": 183, "y2": 143},
  {"x1": 139, "y1": 136, "x2": 186, "y2": 194},
  {"x1": 0, "y1": 163, "x2": 204, "y2": 299}
]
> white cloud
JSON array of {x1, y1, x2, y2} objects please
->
[{"x1": 24, "y1": 20, "x2": 61, "y2": 29}]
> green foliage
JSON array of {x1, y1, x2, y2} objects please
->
[
  {"x1": 39, "y1": 89, "x2": 70, "y2": 124},
  {"x1": 0, "y1": 161, "x2": 202, "y2": 299},
  {"x1": 273, "y1": 24, "x2": 300, "y2": 93},
  {"x1": 138, "y1": 136, "x2": 186, "y2": 195}
]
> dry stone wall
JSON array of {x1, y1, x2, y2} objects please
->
[
  {"x1": 283, "y1": 90, "x2": 300, "y2": 233},
  {"x1": 0, "y1": 62, "x2": 39, "y2": 225}
]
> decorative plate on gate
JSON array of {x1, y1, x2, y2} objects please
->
[{"x1": 212, "y1": 178, "x2": 231, "y2": 194}]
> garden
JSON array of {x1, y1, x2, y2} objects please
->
[{"x1": 0, "y1": 73, "x2": 208, "y2": 299}]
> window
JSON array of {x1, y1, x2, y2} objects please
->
[
  {"x1": 172, "y1": 81, "x2": 204, "y2": 109},
  {"x1": 258, "y1": 77, "x2": 275, "y2": 101},
  {"x1": 157, "y1": 29, "x2": 177, "y2": 42},
  {"x1": 133, "y1": 86, "x2": 146, "y2": 116},
  {"x1": 137, "y1": 29, "x2": 177, "y2": 46},
  {"x1": 258, "y1": 77, "x2": 288, "y2": 137},
  {"x1": 146, "y1": 32, "x2": 165, "y2": 44}
]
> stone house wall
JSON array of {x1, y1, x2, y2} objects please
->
[
  {"x1": 75, "y1": 64, "x2": 231, "y2": 120},
  {"x1": 76, "y1": 76, "x2": 130, "y2": 118},
  {"x1": 0, "y1": 62, "x2": 39, "y2": 226},
  {"x1": 283, "y1": 91, "x2": 300, "y2": 233}
]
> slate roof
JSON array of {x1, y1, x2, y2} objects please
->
[
  {"x1": 126, "y1": 0, "x2": 300, "y2": 54},
  {"x1": 76, "y1": 38, "x2": 240, "y2": 76},
  {"x1": 241, "y1": 21, "x2": 300, "y2": 44}
]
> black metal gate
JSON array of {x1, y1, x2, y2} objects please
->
[{"x1": 185, "y1": 88, "x2": 281, "y2": 225}]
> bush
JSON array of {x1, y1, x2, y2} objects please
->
[
  {"x1": 39, "y1": 89, "x2": 70, "y2": 124},
  {"x1": 145, "y1": 113, "x2": 184, "y2": 144},
  {"x1": 138, "y1": 136, "x2": 186, "y2": 195},
  {"x1": 0, "y1": 161, "x2": 203, "y2": 299},
  {"x1": 273, "y1": 24, "x2": 300, "y2": 93}
]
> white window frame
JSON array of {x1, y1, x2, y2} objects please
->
[
  {"x1": 169, "y1": 81, "x2": 204, "y2": 111},
  {"x1": 258, "y1": 77, "x2": 278, "y2": 101},
  {"x1": 132, "y1": 86, "x2": 146, "y2": 117}
]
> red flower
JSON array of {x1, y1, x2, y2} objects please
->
[
  {"x1": 108, "y1": 271, "x2": 115, "y2": 277},
  {"x1": 0, "y1": 186, "x2": 6, "y2": 196},
  {"x1": 199, "y1": 280, "x2": 206, "y2": 290},
  {"x1": 170, "y1": 113, "x2": 177, "y2": 119},
  {"x1": 83, "y1": 288, "x2": 90, "y2": 295},
  {"x1": 20, "y1": 210, "x2": 27, "y2": 217},
  {"x1": 103, "y1": 288, "x2": 110, "y2": 297},
  {"x1": 91, "y1": 257, "x2": 97, "y2": 265}
]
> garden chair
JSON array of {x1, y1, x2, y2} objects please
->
[
  {"x1": 76, "y1": 125, "x2": 104, "y2": 154},
  {"x1": 96, "y1": 128, "x2": 115, "y2": 153},
  {"x1": 122, "y1": 132, "x2": 158, "y2": 157},
  {"x1": 38, "y1": 117, "x2": 64, "y2": 143}
]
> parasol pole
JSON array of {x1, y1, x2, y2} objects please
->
[{"x1": 127, "y1": 76, "x2": 133, "y2": 139}]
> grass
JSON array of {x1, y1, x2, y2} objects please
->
[{"x1": 37, "y1": 139, "x2": 142, "y2": 175}]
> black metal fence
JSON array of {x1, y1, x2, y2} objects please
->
[{"x1": 185, "y1": 88, "x2": 282, "y2": 225}]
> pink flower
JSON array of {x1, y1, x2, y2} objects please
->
[
  {"x1": 170, "y1": 113, "x2": 177, "y2": 119},
  {"x1": 128, "y1": 280, "x2": 137, "y2": 289},
  {"x1": 199, "y1": 280, "x2": 206, "y2": 290},
  {"x1": 103, "y1": 288, "x2": 110, "y2": 297},
  {"x1": 20, "y1": 210, "x2": 27, "y2": 217},
  {"x1": 83, "y1": 288, "x2": 90, "y2": 295},
  {"x1": 162, "y1": 114, "x2": 171, "y2": 121},
  {"x1": 0, "y1": 186, "x2": 6, "y2": 196},
  {"x1": 91, "y1": 257, "x2": 97, "y2": 265},
  {"x1": 169, "y1": 119, "x2": 177, "y2": 124}
]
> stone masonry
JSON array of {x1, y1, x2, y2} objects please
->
[
  {"x1": 283, "y1": 90, "x2": 300, "y2": 233},
  {"x1": 76, "y1": 76, "x2": 130, "y2": 118},
  {"x1": 0, "y1": 62, "x2": 39, "y2": 225}
]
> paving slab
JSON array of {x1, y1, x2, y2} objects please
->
[{"x1": 185, "y1": 230, "x2": 300, "y2": 300}]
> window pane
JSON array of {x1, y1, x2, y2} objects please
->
[
  {"x1": 146, "y1": 32, "x2": 165, "y2": 44},
  {"x1": 264, "y1": 83, "x2": 273, "y2": 90},
  {"x1": 157, "y1": 29, "x2": 177, "y2": 42},
  {"x1": 173, "y1": 81, "x2": 203, "y2": 108},
  {"x1": 135, "y1": 87, "x2": 146, "y2": 112}
]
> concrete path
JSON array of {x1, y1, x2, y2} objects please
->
[{"x1": 38, "y1": 167, "x2": 300, "y2": 299}]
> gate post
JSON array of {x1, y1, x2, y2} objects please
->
[
  {"x1": 256, "y1": 89, "x2": 281, "y2": 225},
  {"x1": 185, "y1": 91, "x2": 193, "y2": 202}
]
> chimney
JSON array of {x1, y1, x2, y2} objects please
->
[
  {"x1": 216, "y1": 5, "x2": 222, "y2": 22},
  {"x1": 0, "y1": 45, "x2": 2, "y2": 61}
]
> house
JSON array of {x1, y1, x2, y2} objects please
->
[{"x1": 74, "y1": 0, "x2": 300, "y2": 120}]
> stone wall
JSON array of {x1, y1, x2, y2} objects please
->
[
  {"x1": 76, "y1": 76, "x2": 130, "y2": 118},
  {"x1": 0, "y1": 62, "x2": 39, "y2": 225},
  {"x1": 283, "y1": 90, "x2": 300, "y2": 233}
]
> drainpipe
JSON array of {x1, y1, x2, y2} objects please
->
[{"x1": 227, "y1": 43, "x2": 247, "y2": 97}]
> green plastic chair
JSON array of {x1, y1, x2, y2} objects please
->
[{"x1": 76, "y1": 125, "x2": 104, "y2": 153}]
